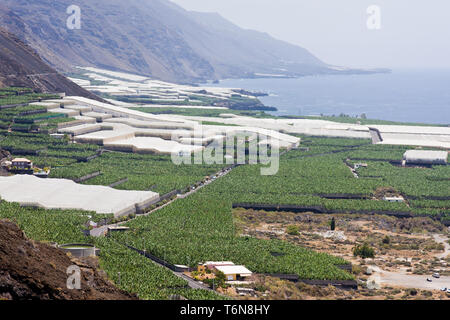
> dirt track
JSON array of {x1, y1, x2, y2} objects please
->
[{"x1": 434, "y1": 234, "x2": 450, "y2": 260}]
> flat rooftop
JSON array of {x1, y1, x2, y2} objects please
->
[{"x1": 215, "y1": 265, "x2": 253, "y2": 276}]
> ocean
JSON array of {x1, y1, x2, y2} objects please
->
[{"x1": 211, "y1": 70, "x2": 450, "y2": 125}]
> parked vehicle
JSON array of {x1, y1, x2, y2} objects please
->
[{"x1": 432, "y1": 273, "x2": 440, "y2": 279}]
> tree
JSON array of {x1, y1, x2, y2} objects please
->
[
  {"x1": 214, "y1": 270, "x2": 226, "y2": 288},
  {"x1": 330, "y1": 217, "x2": 336, "y2": 231}
]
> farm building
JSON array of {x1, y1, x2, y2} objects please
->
[
  {"x1": 11, "y1": 158, "x2": 33, "y2": 170},
  {"x1": 214, "y1": 265, "x2": 253, "y2": 281},
  {"x1": 403, "y1": 150, "x2": 448, "y2": 165},
  {"x1": 197, "y1": 261, "x2": 253, "y2": 281}
]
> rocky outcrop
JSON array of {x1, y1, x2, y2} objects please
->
[
  {"x1": 0, "y1": 220, "x2": 136, "y2": 300},
  {"x1": 0, "y1": 27, "x2": 105, "y2": 101}
]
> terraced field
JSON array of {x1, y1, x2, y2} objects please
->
[
  {"x1": 113, "y1": 190, "x2": 353, "y2": 280},
  {"x1": 1, "y1": 99, "x2": 449, "y2": 298},
  {"x1": 229, "y1": 137, "x2": 450, "y2": 215},
  {"x1": 0, "y1": 201, "x2": 97, "y2": 244},
  {"x1": 0, "y1": 200, "x2": 223, "y2": 300},
  {"x1": 0, "y1": 131, "x2": 224, "y2": 195},
  {"x1": 95, "y1": 238, "x2": 224, "y2": 300},
  {"x1": 50, "y1": 152, "x2": 224, "y2": 194},
  {"x1": 0, "y1": 87, "x2": 58, "y2": 106},
  {"x1": 0, "y1": 89, "x2": 70, "y2": 131},
  {"x1": 102, "y1": 135, "x2": 448, "y2": 284}
]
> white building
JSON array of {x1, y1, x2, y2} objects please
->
[
  {"x1": 403, "y1": 150, "x2": 448, "y2": 165},
  {"x1": 214, "y1": 265, "x2": 253, "y2": 281},
  {"x1": 11, "y1": 158, "x2": 33, "y2": 170},
  {"x1": 383, "y1": 196, "x2": 405, "y2": 203}
]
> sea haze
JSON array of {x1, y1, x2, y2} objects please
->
[{"x1": 213, "y1": 70, "x2": 450, "y2": 125}]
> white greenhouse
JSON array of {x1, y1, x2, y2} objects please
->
[{"x1": 403, "y1": 150, "x2": 448, "y2": 165}]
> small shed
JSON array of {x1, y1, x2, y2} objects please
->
[
  {"x1": 50, "y1": 133, "x2": 66, "y2": 139},
  {"x1": 403, "y1": 150, "x2": 448, "y2": 165},
  {"x1": 383, "y1": 196, "x2": 404, "y2": 203},
  {"x1": 354, "y1": 163, "x2": 368, "y2": 169},
  {"x1": 236, "y1": 287, "x2": 256, "y2": 296}
]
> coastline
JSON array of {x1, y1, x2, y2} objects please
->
[{"x1": 208, "y1": 70, "x2": 450, "y2": 126}]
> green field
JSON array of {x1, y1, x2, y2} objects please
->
[
  {"x1": 0, "y1": 200, "x2": 222, "y2": 300},
  {"x1": 0, "y1": 88, "x2": 58, "y2": 107},
  {"x1": 1, "y1": 94, "x2": 449, "y2": 297},
  {"x1": 95, "y1": 238, "x2": 225, "y2": 300},
  {"x1": 112, "y1": 189, "x2": 353, "y2": 280},
  {"x1": 105, "y1": 137, "x2": 448, "y2": 283},
  {"x1": 0, "y1": 201, "x2": 96, "y2": 244},
  {"x1": 0, "y1": 131, "x2": 224, "y2": 194},
  {"x1": 130, "y1": 106, "x2": 265, "y2": 118},
  {"x1": 50, "y1": 152, "x2": 224, "y2": 194},
  {"x1": 0, "y1": 90, "x2": 74, "y2": 132}
]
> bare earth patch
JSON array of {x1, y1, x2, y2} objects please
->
[{"x1": 233, "y1": 208, "x2": 450, "y2": 300}]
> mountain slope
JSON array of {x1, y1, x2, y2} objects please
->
[
  {"x1": 0, "y1": 0, "x2": 341, "y2": 83},
  {"x1": 0, "y1": 27, "x2": 105, "y2": 100}
]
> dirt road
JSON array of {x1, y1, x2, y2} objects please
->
[
  {"x1": 368, "y1": 233, "x2": 450, "y2": 291},
  {"x1": 369, "y1": 266, "x2": 450, "y2": 291}
]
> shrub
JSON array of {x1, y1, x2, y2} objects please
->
[
  {"x1": 406, "y1": 289, "x2": 417, "y2": 296},
  {"x1": 353, "y1": 243, "x2": 375, "y2": 259},
  {"x1": 351, "y1": 265, "x2": 362, "y2": 275},
  {"x1": 286, "y1": 225, "x2": 299, "y2": 236},
  {"x1": 422, "y1": 290, "x2": 432, "y2": 297},
  {"x1": 382, "y1": 235, "x2": 390, "y2": 244}
]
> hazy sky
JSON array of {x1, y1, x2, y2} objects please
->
[{"x1": 170, "y1": 0, "x2": 450, "y2": 69}]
